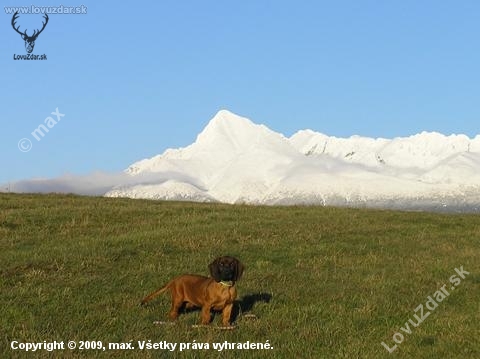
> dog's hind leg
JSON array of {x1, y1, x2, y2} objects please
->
[{"x1": 169, "y1": 297, "x2": 184, "y2": 321}]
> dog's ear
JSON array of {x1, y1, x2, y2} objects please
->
[
  {"x1": 233, "y1": 259, "x2": 245, "y2": 282},
  {"x1": 209, "y1": 258, "x2": 222, "y2": 282}
]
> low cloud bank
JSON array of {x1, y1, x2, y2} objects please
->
[{"x1": 1, "y1": 171, "x2": 203, "y2": 196}]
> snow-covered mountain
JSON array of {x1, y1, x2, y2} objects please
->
[{"x1": 105, "y1": 110, "x2": 480, "y2": 211}]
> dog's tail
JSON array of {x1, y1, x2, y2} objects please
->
[{"x1": 140, "y1": 283, "x2": 170, "y2": 306}]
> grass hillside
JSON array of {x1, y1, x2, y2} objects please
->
[{"x1": 1, "y1": 194, "x2": 479, "y2": 358}]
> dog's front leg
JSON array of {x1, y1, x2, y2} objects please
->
[
  {"x1": 221, "y1": 303, "x2": 233, "y2": 326},
  {"x1": 200, "y1": 305, "x2": 211, "y2": 324}
]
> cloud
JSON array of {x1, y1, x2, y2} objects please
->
[{"x1": 1, "y1": 171, "x2": 204, "y2": 196}]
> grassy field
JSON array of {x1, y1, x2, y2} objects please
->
[{"x1": 0, "y1": 193, "x2": 479, "y2": 358}]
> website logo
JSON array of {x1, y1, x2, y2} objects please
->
[{"x1": 11, "y1": 11, "x2": 48, "y2": 60}]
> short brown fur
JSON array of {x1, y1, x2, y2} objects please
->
[{"x1": 141, "y1": 256, "x2": 244, "y2": 326}]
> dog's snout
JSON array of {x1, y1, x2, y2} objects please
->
[{"x1": 219, "y1": 266, "x2": 234, "y2": 279}]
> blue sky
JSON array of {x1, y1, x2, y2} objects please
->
[{"x1": 1, "y1": 0, "x2": 479, "y2": 185}]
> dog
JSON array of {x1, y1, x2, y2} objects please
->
[{"x1": 141, "y1": 256, "x2": 244, "y2": 327}]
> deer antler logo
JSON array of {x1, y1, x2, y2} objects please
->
[{"x1": 11, "y1": 11, "x2": 49, "y2": 54}]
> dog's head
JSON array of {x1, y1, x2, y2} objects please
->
[{"x1": 209, "y1": 256, "x2": 244, "y2": 283}]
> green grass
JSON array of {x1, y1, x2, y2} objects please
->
[{"x1": 0, "y1": 193, "x2": 479, "y2": 358}]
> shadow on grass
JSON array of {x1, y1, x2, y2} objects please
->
[
  {"x1": 146, "y1": 292, "x2": 272, "y2": 324},
  {"x1": 232, "y1": 293, "x2": 272, "y2": 322}
]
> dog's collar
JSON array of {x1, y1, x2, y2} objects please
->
[{"x1": 219, "y1": 280, "x2": 234, "y2": 287}]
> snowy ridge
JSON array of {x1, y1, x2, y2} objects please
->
[{"x1": 105, "y1": 110, "x2": 480, "y2": 211}]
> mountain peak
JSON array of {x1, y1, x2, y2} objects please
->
[
  {"x1": 203, "y1": 109, "x2": 255, "y2": 132},
  {"x1": 213, "y1": 109, "x2": 242, "y2": 120},
  {"x1": 195, "y1": 110, "x2": 272, "y2": 152}
]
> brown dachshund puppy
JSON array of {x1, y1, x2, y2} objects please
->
[{"x1": 141, "y1": 256, "x2": 244, "y2": 326}]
